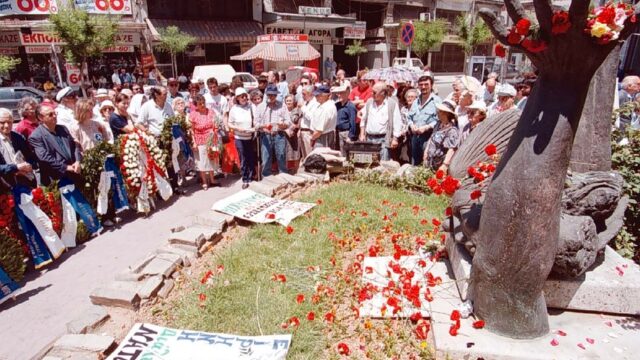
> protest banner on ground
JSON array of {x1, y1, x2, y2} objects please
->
[
  {"x1": 212, "y1": 189, "x2": 315, "y2": 226},
  {"x1": 106, "y1": 323, "x2": 292, "y2": 360}
]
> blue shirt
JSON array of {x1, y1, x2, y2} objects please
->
[
  {"x1": 408, "y1": 93, "x2": 441, "y2": 127},
  {"x1": 335, "y1": 100, "x2": 357, "y2": 140}
]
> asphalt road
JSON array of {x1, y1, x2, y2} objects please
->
[{"x1": 0, "y1": 177, "x2": 243, "y2": 360}]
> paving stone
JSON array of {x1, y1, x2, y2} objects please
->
[
  {"x1": 188, "y1": 224, "x2": 223, "y2": 243},
  {"x1": 128, "y1": 253, "x2": 157, "y2": 274},
  {"x1": 156, "y1": 245, "x2": 197, "y2": 266},
  {"x1": 90, "y1": 283, "x2": 140, "y2": 310},
  {"x1": 169, "y1": 243, "x2": 200, "y2": 257},
  {"x1": 66, "y1": 306, "x2": 110, "y2": 334},
  {"x1": 137, "y1": 275, "x2": 164, "y2": 299},
  {"x1": 192, "y1": 210, "x2": 228, "y2": 230},
  {"x1": 157, "y1": 279, "x2": 175, "y2": 299},
  {"x1": 277, "y1": 173, "x2": 307, "y2": 186},
  {"x1": 140, "y1": 257, "x2": 178, "y2": 278},
  {"x1": 262, "y1": 175, "x2": 289, "y2": 188},
  {"x1": 51, "y1": 334, "x2": 115, "y2": 354},
  {"x1": 42, "y1": 356, "x2": 63, "y2": 360},
  {"x1": 168, "y1": 227, "x2": 206, "y2": 247},
  {"x1": 114, "y1": 270, "x2": 145, "y2": 282},
  {"x1": 247, "y1": 181, "x2": 277, "y2": 196}
]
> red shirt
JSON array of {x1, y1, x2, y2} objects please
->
[
  {"x1": 349, "y1": 85, "x2": 372, "y2": 123},
  {"x1": 15, "y1": 118, "x2": 39, "y2": 139}
]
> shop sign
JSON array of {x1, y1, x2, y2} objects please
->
[
  {"x1": 0, "y1": 32, "x2": 21, "y2": 47},
  {"x1": 140, "y1": 53, "x2": 155, "y2": 70},
  {"x1": 344, "y1": 21, "x2": 366, "y2": 40},
  {"x1": 258, "y1": 34, "x2": 309, "y2": 43},
  {"x1": 298, "y1": 6, "x2": 331, "y2": 16},
  {"x1": 265, "y1": 26, "x2": 332, "y2": 45},
  {"x1": 0, "y1": 0, "x2": 59, "y2": 16},
  {"x1": 0, "y1": 47, "x2": 18, "y2": 55},
  {"x1": 73, "y1": 0, "x2": 131, "y2": 15},
  {"x1": 18, "y1": 30, "x2": 140, "y2": 46},
  {"x1": 25, "y1": 45, "x2": 62, "y2": 53},
  {"x1": 103, "y1": 45, "x2": 134, "y2": 53},
  {"x1": 65, "y1": 63, "x2": 81, "y2": 89}
]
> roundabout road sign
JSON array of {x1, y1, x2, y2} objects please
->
[{"x1": 401, "y1": 22, "x2": 415, "y2": 46}]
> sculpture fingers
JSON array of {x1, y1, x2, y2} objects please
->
[
  {"x1": 533, "y1": 0, "x2": 554, "y2": 35},
  {"x1": 569, "y1": 0, "x2": 591, "y2": 20},
  {"x1": 505, "y1": 0, "x2": 528, "y2": 24},
  {"x1": 478, "y1": 8, "x2": 510, "y2": 45}
]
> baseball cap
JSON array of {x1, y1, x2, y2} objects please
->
[
  {"x1": 56, "y1": 86, "x2": 76, "y2": 102},
  {"x1": 235, "y1": 87, "x2": 248, "y2": 97},
  {"x1": 331, "y1": 84, "x2": 349, "y2": 93},
  {"x1": 265, "y1": 84, "x2": 279, "y2": 95},
  {"x1": 313, "y1": 85, "x2": 330, "y2": 95}
]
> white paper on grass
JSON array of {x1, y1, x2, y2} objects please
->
[
  {"x1": 360, "y1": 254, "x2": 436, "y2": 318},
  {"x1": 212, "y1": 189, "x2": 315, "y2": 226},
  {"x1": 106, "y1": 323, "x2": 292, "y2": 360}
]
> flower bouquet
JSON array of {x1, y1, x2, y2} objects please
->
[{"x1": 586, "y1": 2, "x2": 635, "y2": 44}]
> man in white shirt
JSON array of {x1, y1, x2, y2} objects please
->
[
  {"x1": 55, "y1": 87, "x2": 77, "y2": 130},
  {"x1": 359, "y1": 82, "x2": 403, "y2": 161},
  {"x1": 111, "y1": 68, "x2": 121, "y2": 86},
  {"x1": 309, "y1": 85, "x2": 337, "y2": 149},
  {"x1": 136, "y1": 86, "x2": 174, "y2": 137},
  {"x1": 204, "y1": 77, "x2": 228, "y2": 116},
  {"x1": 298, "y1": 85, "x2": 319, "y2": 158}
]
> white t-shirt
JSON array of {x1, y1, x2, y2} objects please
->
[
  {"x1": 229, "y1": 104, "x2": 254, "y2": 140},
  {"x1": 204, "y1": 92, "x2": 228, "y2": 116},
  {"x1": 136, "y1": 100, "x2": 174, "y2": 136},
  {"x1": 111, "y1": 73, "x2": 121, "y2": 85},
  {"x1": 310, "y1": 100, "x2": 337, "y2": 134},
  {"x1": 55, "y1": 104, "x2": 76, "y2": 130},
  {"x1": 300, "y1": 98, "x2": 319, "y2": 129}
]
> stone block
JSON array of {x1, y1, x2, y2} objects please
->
[
  {"x1": 277, "y1": 173, "x2": 307, "y2": 186},
  {"x1": 188, "y1": 225, "x2": 223, "y2": 243},
  {"x1": 90, "y1": 282, "x2": 140, "y2": 310},
  {"x1": 295, "y1": 172, "x2": 320, "y2": 183},
  {"x1": 114, "y1": 270, "x2": 145, "y2": 282},
  {"x1": 140, "y1": 257, "x2": 178, "y2": 278},
  {"x1": 445, "y1": 234, "x2": 472, "y2": 301},
  {"x1": 248, "y1": 181, "x2": 277, "y2": 196},
  {"x1": 128, "y1": 254, "x2": 157, "y2": 274},
  {"x1": 51, "y1": 334, "x2": 115, "y2": 354},
  {"x1": 262, "y1": 174, "x2": 290, "y2": 187},
  {"x1": 66, "y1": 306, "x2": 110, "y2": 334},
  {"x1": 137, "y1": 275, "x2": 164, "y2": 299},
  {"x1": 168, "y1": 227, "x2": 206, "y2": 247},
  {"x1": 157, "y1": 279, "x2": 175, "y2": 299},
  {"x1": 192, "y1": 210, "x2": 229, "y2": 231},
  {"x1": 156, "y1": 245, "x2": 198, "y2": 266}
]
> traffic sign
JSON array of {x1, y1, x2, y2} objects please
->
[{"x1": 401, "y1": 22, "x2": 415, "y2": 46}]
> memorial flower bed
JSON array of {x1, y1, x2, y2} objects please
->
[{"x1": 147, "y1": 183, "x2": 449, "y2": 359}]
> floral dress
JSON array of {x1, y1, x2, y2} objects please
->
[
  {"x1": 189, "y1": 109, "x2": 219, "y2": 172},
  {"x1": 424, "y1": 122, "x2": 460, "y2": 170}
]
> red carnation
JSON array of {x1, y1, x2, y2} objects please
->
[
  {"x1": 470, "y1": 190, "x2": 482, "y2": 200},
  {"x1": 440, "y1": 176, "x2": 460, "y2": 196},
  {"x1": 484, "y1": 144, "x2": 497, "y2": 156},
  {"x1": 435, "y1": 169, "x2": 445, "y2": 180},
  {"x1": 551, "y1": 11, "x2": 571, "y2": 35},
  {"x1": 522, "y1": 38, "x2": 548, "y2": 53},
  {"x1": 473, "y1": 320, "x2": 486, "y2": 329},
  {"x1": 515, "y1": 18, "x2": 531, "y2": 36},
  {"x1": 596, "y1": 7, "x2": 616, "y2": 25},
  {"x1": 495, "y1": 43, "x2": 506, "y2": 58},
  {"x1": 450, "y1": 310, "x2": 461, "y2": 321},
  {"x1": 337, "y1": 342, "x2": 350, "y2": 355},
  {"x1": 507, "y1": 29, "x2": 522, "y2": 45}
]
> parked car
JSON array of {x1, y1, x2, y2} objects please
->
[
  {"x1": 235, "y1": 72, "x2": 258, "y2": 91},
  {"x1": 392, "y1": 57, "x2": 425, "y2": 73},
  {"x1": 191, "y1": 64, "x2": 237, "y2": 85},
  {"x1": 0, "y1": 87, "x2": 46, "y2": 121}
]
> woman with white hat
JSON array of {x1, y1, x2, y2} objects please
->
[
  {"x1": 487, "y1": 84, "x2": 517, "y2": 117},
  {"x1": 424, "y1": 99, "x2": 460, "y2": 173},
  {"x1": 460, "y1": 100, "x2": 487, "y2": 144},
  {"x1": 228, "y1": 87, "x2": 256, "y2": 189},
  {"x1": 98, "y1": 100, "x2": 115, "y2": 144}
]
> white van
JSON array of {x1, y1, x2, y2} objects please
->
[
  {"x1": 392, "y1": 58, "x2": 425, "y2": 73},
  {"x1": 191, "y1": 64, "x2": 237, "y2": 85}
]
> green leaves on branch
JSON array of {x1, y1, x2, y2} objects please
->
[
  {"x1": 49, "y1": 7, "x2": 119, "y2": 64},
  {"x1": 399, "y1": 20, "x2": 447, "y2": 58},
  {"x1": 456, "y1": 16, "x2": 492, "y2": 57},
  {"x1": 345, "y1": 40, "x2": 368, "y2": 57},
  {"x1": 0, "y1": 56, "x2": 20, "y2": 74},
  {"x1": 155, "y1": 26, "x2": 196, "y2": 56}
]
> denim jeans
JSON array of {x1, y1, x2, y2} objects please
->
[
  {"x1": 260, "y1": 133, "x2": 287, "y2": 177},
  {"x1": 410, "y1": 133, "x2": 430, "y2": 166},
  {"x1": 366, "y1": 135, "x2": 390, "y2": 161},
  {"x1": 235, "y1": 138, "x2": 256, "y2": 183}
]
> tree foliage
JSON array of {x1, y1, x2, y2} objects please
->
[
  {"x1": 403, "y1": 20, "x2": 447, "y2": 58},
  {"x1": 155, "y1": 26, "x2": 196, "y2": 57},
  {"x1": 345, "y1": 40, "x2": 368, "y2": 71},
  {"x1": 0, "y1": 56, "x2": 20, "y2": 74},
  {"x1": 49, "y1": 7, "x2": 119, "y2": 64},
  {"x1": 456, "y1": 16, "x2": 492, "y2": 57}
]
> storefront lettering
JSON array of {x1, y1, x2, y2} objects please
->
[
  {"x1": 266, "y1": 27, "x2": 331, "y2": 38},
  {"x1": 0, "y1": 33, "x2": 20, "y2": 46},
  {"x1": 21, "y1": 32, "x2": 64, "y2": 45}
]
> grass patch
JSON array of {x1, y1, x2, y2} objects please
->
[{"x1": 152, "y1": 182, "x2": 447, "y2": 359}]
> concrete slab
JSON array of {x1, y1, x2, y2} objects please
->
[
  {"x1": 248, "y1": 181, "x2": 277, "y2": 196},
  {"x1": 89, "y1": 282, "x2": 140, "y2": 310},
  {"x1": 262, "y1": 174, "x2": 290, "y2": 187},
  {"x1": 167, "y1": 227, "x2": 206, "y2": 247},
  {"x1": 191, "y1": 210, "x2": 229, "y2": 231},
  {"x1": 276, "y1": 173, "x2": 307, "y2": 186},
  {"x1": 429, "y1": 259, "x2": 640, "y2": 360},
  {"x1": 157, "y1": 279, "x2": 175, "y2": 299},
  {"x1": 137, "y1": 275, "x2": 164, "y2": 299},
  {"x1": 65, "y1": 306, "x2": 110, "y2": 334},
  {"x1": 50, "y1": 334, "x2": 115, "y2": 354},
  {"x1": 140, "y1": 257, "x2": 178, "y2": 278},
  {"x1": 187, "y1": 224, "x2": 223, "y2": 243},
  {"x1": 447, "y1": 235, "x2": 640, "y2": 315}
]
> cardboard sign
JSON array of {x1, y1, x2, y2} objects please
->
[
  {"x1": 0, "y1": 0, "x2": 59, "y2": 16},
  {"x1": 73, "y1": 0, "x2": 131, "y2": 15},
  {"x1": 140, "y1": 53, "x2": 155, "y2": 70},
  {"x1": 106, "y1": 323, "x2": 292, "y2": 360},
  {"x1": 65, "y1": 63, "x2": 81, "y2": 89},
  {"x1": 212, "y1": 189, "x2": 315, "y2": 226}
]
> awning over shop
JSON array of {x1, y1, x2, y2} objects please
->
[
  {"x1": 230, "y1": 34, "x2": 320, "y2": 62},
  {"x1": 148, "y1": 19, "x2": 263, "y2": 43}
]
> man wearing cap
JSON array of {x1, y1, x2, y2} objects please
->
[
  {"x1": 487, "y1": 84, "x2": 517, "y2": 117},
  {"x1": 309, "y1": 85, "x2": 337, "y2": 149},
  {"x1": 255, "y1": 84, "x2": 291, "y2": 177},
  {"x1": 359, "y1": 82, "x2": 403, "y2": 162},
  {"x1": 407, "y1": 74, "x2": 441, "y2": 166},
  {"x1": 166, "y1": 78, "x2": 183, "y2": 104},
  {"x1": 55, "y1": 87, "x2": 78, "y2": 130},
  {"x1": 298, "y1": 85, "x2": 318, "y2": 159},
  {"x1": 332, "y1": 84, "x2": 356, "y2": 155},
  {"x1": 204, "y1": 77, "x2": 227, "y2": 116}
]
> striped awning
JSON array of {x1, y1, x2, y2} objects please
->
[
  {"x1": 149, "y1": 19, "x2": 263, "y2": 43},
  {"x1": 230, "y1": 39, "x2": 320, "y2": 61}
]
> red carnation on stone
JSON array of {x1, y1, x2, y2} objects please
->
[
  {"x1": 484, "y1": 144, "x2": 497, "y2": 156},
  {"x1": 551, "y1": 11, "x2": 571, "y2": 35},
  {"x1": 522, "y1": 38, "x2": 548, "y2": 53},
  {"x1": 470, "y1": 190, "x2": 482, "y2": 200},
  {"x1": 435, "y1": 169, "x2": 445, "y2": 180},
  {"x1": 507, "y1": 29, "x2": 522, "y2": 45},
  {"x1": 473, "y1": 320, "x2": 485, "y2": 329},
  {"x1": 515, "y1": 18, "x2": 531, "y2": 35},
  {"x1": 495, "y1": 43, "x2": 507, "y2": 58}
]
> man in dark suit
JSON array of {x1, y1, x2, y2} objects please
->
[
  {"x1": 29, "y1": 104, "x2": 82, "y2": 186},
  {"x1": 0, "y1": 108, "x2": 37, "y2": 191}
]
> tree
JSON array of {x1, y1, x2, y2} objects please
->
[
  {"x1": 406, "y1": 20, "x2": 447, "y2": 58},
  {"x1": 456, "y1": 15, "x2": 492, "y2": 60},
  {"x1": 469, "y1": 0, "x2": 638, "y2": 339},
  {"x1": 50, "y1": 7, "x2": 118, "y2": 96},
  {"x1": 345, "y1": 40, "x2": 368, "y2": 72},
  {"x1": 0, "y1": 56, "x2": 20, "y2": 74},
  {"x1": 155, "y1": 26, "x2": 196, "y2": 78}
]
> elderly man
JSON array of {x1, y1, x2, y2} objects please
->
[
  {"x1": 446, "y1": 78, "x2": 466, "y2": 104},
  {"x1": 298, "y1": 85, "x2": 319, "y2": 158},
  {"x1": 309, "y1": 85, "x2": 337, "y2": 149},
  {"x1": 618, "y1": 75, "x2": 640, "y2": 131},
  {"x1": 455, "y1": 89, "x2": 475, "y2": 129},
  {"x1": 336, "y1": 69, "x2": 347, "y2": 87},
  {"x1": 487, "y1": 84, "x2": 517, "y2": 117},
  {"x1": 255, "y1": 84, "x2": 291, "y2": 177},
  {"x1": 136, "y1": 86, "x2": 174, "y2": 137},
  {"x1": 0, "y1": 108, "x2": 36, "y2": 191},
  {"x1": 359, "y1": 82, "x2": 404, "y2": 161},
  {"x1": 29, "y1": 104, "x2": 82, "y2": 186},
  {"x1": 15, "y1": 97, "x2": 40, "y2": 139},
  {"x1": 407, "y1": 74, "x2": 441, "y2": 165},
  {"x1": 332, "y1": 84, "x2": 357, "y2": 155},
  {"x1": 481, "y1": 77, "x2": 499, "y2": 106},
  {"x1": 55, "y1": 86, "x2": 78, "y2": 129},
  {"x1": 267, "y1": 71, "x2": 289, "y2": 103}
]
